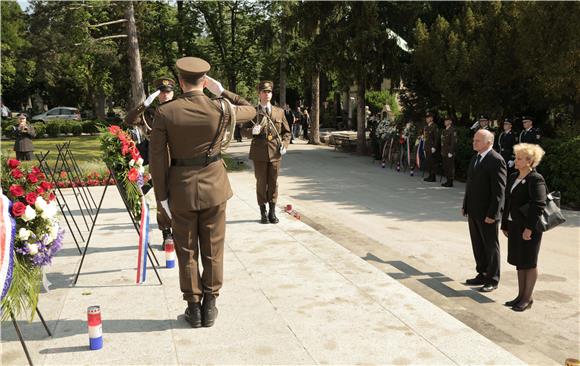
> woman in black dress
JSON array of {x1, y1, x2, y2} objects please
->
[{"x1": 501, "y1": 143, "x2": 547, "y2": 312}]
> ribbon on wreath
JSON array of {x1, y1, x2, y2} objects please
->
[
  {"x1": 0, "y1": 193, "x2": 16, "y2": 300},
  {"x1": 416, "y1": 137, "x2": 425, "y2": 169},
  {"x1": 406, "y1": 136, "x2": 411, "y2": 168},
  {"x1": 136, "y1": 195, "x2": 150, "y2": 284}
]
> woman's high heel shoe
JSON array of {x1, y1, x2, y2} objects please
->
[
  {"x1": 504, "y1": 297, "x2": 521, "y2": 307},
  {"x1": 512, "y1": 300, "x2": 533, "y2": 312}
]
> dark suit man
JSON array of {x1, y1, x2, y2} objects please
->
[
  {"x1": 462, "y1": 129, "x2": 507, "y2": 292},
  {"x1": 440, "y1": 116, "x2": 457, "y2": 187},
  {"x1": 150, "y1": 57, "x2": 256, "y2": 328},
  {"x1": 14, "y1": 114, "x2": 36, "y2": 161},
  {"x1": 244, "y1": 81, "x2": 291, "y2": 224},
  {"x1": 423, "y1": 112, "x2": 439, "y2": 182},
  {"x1": 519, "y1": 116, "x2": 541, "y2": 145}
]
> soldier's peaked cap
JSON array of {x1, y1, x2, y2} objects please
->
[
  {"x1": 176, "y1": 57, "x2": 210, "y2": 79},
  {"x1": 522, "y1": 115, "x2": 535, "y2": 122},
  {"x1": 154, "y1": 77, "x2": 175, "y2": 92},
  {"x1": 258, "y1": 80, "x2": 273, "y2": 92}
]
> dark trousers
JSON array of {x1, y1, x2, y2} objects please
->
[
  {"x1": 468, "y1": 216, "x2": 500, "y2": 285},
  {"x1": 442, "y1": 156, "x2": 455, "y2": 180},
  {"x1": 16, "y1": 151, "x2": 33, "y2": 161},
  {"x1": 171, "y1": 202, "x2": 226, "y2": 303},
  {"x1": 254, "y1": 160, "x2": 280, "y2": 205},
  {"x1": 424, "y1": 149, "x2": 438, "y2": 175}
]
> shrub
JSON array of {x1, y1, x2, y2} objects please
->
[
  {"x1": 33, "y1": 122, "x2": 46, "y2": 137},
  {"x1": 46, "y1": 121, "x2": 61, "y2": 137},
  {"x1": 82, "y1": 120, "x2": 102, "y2": 134},
  {"x1": 72, "y1": 124, "x2": 83, "y2": 136},
  {"x1": 538, "y1": 136, "x2": 580, "y2": 209},
  {"x1": 60, "y1": 121, "x2": 73, "y2": 134}
]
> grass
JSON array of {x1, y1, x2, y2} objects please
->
[{"x1": 1, "y1": 135, "x2": 247, "y2": 172}]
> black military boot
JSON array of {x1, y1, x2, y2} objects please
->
[
  {"x1": 268, "y1": 202, "x2": 279, "y2": 224},
  {"x1": 423, "y1": 174, "x2": 436, "y2": 182},
  {"x1": 202, "y1": 294, "x2": 218, "y2": 327},
  {"x1": 260, "y1": 205, "x2": 268, "y2": 224},
  {"x1": 184, "y1": 302, "x2": 202, "y2": 328},
  {"x1": 161, "y1": 228, "x2": 172, "y2": 251},
  {"x1": 442, "y1": 179, "x2": 454, "y2": 187}
]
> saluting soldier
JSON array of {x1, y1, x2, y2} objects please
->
[
  {"x1": 149, "y1": 57, "x2": 256, "y2": 328},
  {"x1": 125, "y1": 77, "x2": 175, "y2": 249},
  {"x1": 440, "y1": 115, "x2": 457, "y2": 187},
  {"x1": 244, "y1": 81, "x2": 291, "y2": 224},
  {"x1": 519, "y1": 116, "x2": 541, "y2": 145},
  {"x1": 494, "y1": 118, "x2": 517, "y2": 171},
  {"x1": 423, "y1": 112, "x2": 440, "y2": 182}
]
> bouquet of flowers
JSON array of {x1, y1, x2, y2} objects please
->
[
  {"x1": 1, "y1": 158, "x2": 64, "y2": 320},
  {"x1": 375, "y1": 118, "x2": 398, "y2": 141},
  {"x1": 99, "y1": 125, "x2": 147, "y2": 216}
]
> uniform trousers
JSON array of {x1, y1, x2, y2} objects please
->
[
  {"x1": 254, "y1": 160, "x2": 280, "y2": 205},
  {"x1": 468, "y1": 216, "x2": 501, "y2": 285},
  {"x1": 156, "y1": 200, "x2": 172, "y2": 230},
  {"x1": 424, "y1": 149, "x2": 438, "y2": 175},
  {"x1": 442, "y1": 155, "x2": 455, "y2": 180},
  {"x1": 16, "y1": 151, "x2": 33, "y2": 161},
  {"x1": 171, "y1": 202, "x2": 226, "y2": 303}
]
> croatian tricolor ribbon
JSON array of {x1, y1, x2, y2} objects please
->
[
  {"x1": 1, "y1": 194, "x2": 16, "y2": 301},
  {"x1": 416, "y1": 137, "x2": 425, "y2": 169},
  {"x1": 136, "y1": 195, "x2": 150, "y2": 283}
]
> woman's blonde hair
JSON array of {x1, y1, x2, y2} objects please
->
[{"x1": 514, "y1": 143, "x2": 545, "y2": 168}]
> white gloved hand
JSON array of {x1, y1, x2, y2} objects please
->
[
  {"x1": 144, "y1": 90, "x2": 161, "y2": 107},
  {"x1": 448, "y1": 153, "x2": 453, "y2": 158},
  {"x1": 205, "y1": 75, "x2": 224, "y2": 96},
  {"x1": 252, "y1": 124, "x2": 262, "y2": 135},
  {"x1": 508, "y1": 160, "x2": 514, "y2": 168},
  {"x1": 431, "y1": 147, "x2": 436, "y2": 153},
  {"x1": 160, "y1": 199, "x2": 172, "y2": 220},
  {"x1": 280, "y1": 145, "x2": 287, "y2": 156}
]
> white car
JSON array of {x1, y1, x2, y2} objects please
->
[{"x1": 31, "y1": 107, "x2": 81, "y2": 122}]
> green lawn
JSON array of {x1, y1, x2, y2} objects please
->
[{"x1": 1, "y1": 135, "x2": 246, "y2": 172}]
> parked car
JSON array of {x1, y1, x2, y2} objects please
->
[{"x1": 31, "y1": 107, "x2": 81, "y2": 122}]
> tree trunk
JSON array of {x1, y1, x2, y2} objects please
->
[
  {"x1": 125, "y1": 1, "x2": 145, "y2": 110},
  {"x1": 95, "y1": 86, "x2": 106, "y2": 120},
  {"x1": 356, "y1": 78, "x2": 367, "y2": 155},
  {"x1": 310, "y1": 69, "x2": 321, "y2": 145},
  {"x1": 279, "y1": 29, "x2": 287, "y2": 107}
]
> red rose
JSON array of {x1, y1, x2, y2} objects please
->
[
  {"x1": 121, "y1": 144, "x2": 130, "y2": 156},
  {"x1": 131, "y1": 149, "x2": 140, "y2": 162},
  {"x1": 25, "y1": 192, "x2": 38, "y2": 205},
  {"x1": 36, "y1": 186, "x2": 45, "y2": 194},
  {"x1": 41, "y1": 181, "x2": 52, "y2": 190},
  {"x1": 108, "y1": 125, "x2": 121, "y2": 135},
  {"x1": 27, "y1": 173, "x2": 39, "y2": 184},
  {"x1": 9, "y1": 184, "x2": 25, "y2": 197},
  {"x1": 12, "y1": 202, "x2": 26, "y2": 217},
  {"x1": 11, "y1": 168, "x2": 23, "y2": 179},
  {"x1": 127, "y1": 167, "x2": 139, "y2": 182},
  {"x1": 37, "y1": 172, "x2": 46, "y2": 180},
  {"x1": 31, "y1": 166, "x2": 41, "y2": 174},
  {"x1": 7, "y1": 159, "x2": 20, "y2": 169},
  {"x1": 49, "y1": 192, "x2": 56, "y2": 201}
]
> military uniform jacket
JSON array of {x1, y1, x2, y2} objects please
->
[
  {"x1": 519, "y1": 128, "x2": 541, "y2": 145},
  {"x1": 13, "y1": 123, "x2": 36, "y2": 152},
  {"x1": 247, "y1": 105, "x2": 291, "y2": 162},
  {"x1": 440, "y1": 127, "x2": 457, "y2": 156},
  {"x1": 149, "y1": 89, "x2": 256, "y2": 211},
  {"x1": 424, "y1": 123, "x2": 439, "y2": 151},
  {"x1": 495, "y1": 130, "x2": 516, "y2": 162}
]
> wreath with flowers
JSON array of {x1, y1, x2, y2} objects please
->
[
  {"x1": 1, "y1": 159, "x2": 64, "y2": 320},
  {"x1": 99, "y1": 125, "x2": 148, "y2": 217}
]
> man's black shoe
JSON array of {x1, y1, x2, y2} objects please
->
[
  {"x1": 268, "y1": 202, "x2": 279, "y2": 224},
  {"x1": 260, "y1": 205, "x2": 268, "y2": 224},
  {"x1": 465, "y1": 275, "x2": 485, "y2": 285},
  {"x1": 441, "y1": 180, "x2": 453, "y2": 187},
  {"x1": 184, "y1": 302, "x2": 202, "y2": 328},
  {"x1": 423, "y1": 175, "x2": 436, "y2": 182},
  {"x1": 202, "y1": 294, "x2": 218, "y2": 327},
  {"x1": 479, "y1": 283, "x2": 498, "y2": 292}
]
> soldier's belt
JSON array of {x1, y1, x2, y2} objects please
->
[
  {"x1": 253, "y1": 135, "x2": 267, "y2": 140},
  {"x1": 171, "y1": 154, "x2": 222, "y2": 167}
]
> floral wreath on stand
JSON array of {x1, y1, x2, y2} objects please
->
[{"x1": 1, "y1": 159, "x2": 64, "y2": 320}]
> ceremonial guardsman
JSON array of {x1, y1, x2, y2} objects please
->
[
  {"x1": 423, "y1": 112, "x2": 439, "y2": 182},
  {"x1": 125, "y1": 77, "x2": 175, "y2": 249},
  {"x1": 245, "y1": 81, "x2": 291, "y2": 224},
  {"x1": 440, "y1": 115, "x2": 457, "y2": 187},
  {"x1": 494, "y1": 118, "x2": 517, "y2": 171},
  {"x1": 519, "y1": 115, "x2": 541, "y2": 145},
  {"x1": 150, "y1": 57, "x2": 256, "y2": 328}
]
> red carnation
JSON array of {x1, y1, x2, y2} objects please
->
[
  {"x1": 11, "y1": 168, "x2": 24, "y2": 179},
  {"x1": 25, "y1": 192, "x2": 38, "y2": 206},
  {"x1": 49, "y1": 192, "x2": 56, "y2": 201},
  {"x1": 60, "y1": 171, "x2": 68, "y2": 178},
  {"x1": 41, "y1": 181, "x2": 52, "y2": 190},
  {"x1": 8, "y1": 159, "x2": 20, "y2": 169},
  {"x1": 12, "y1": 202, "x2": 26, "y2": 217},
  {"x1": 27, "y1": 173, "x2": 39, "y2": 184},
  {"x1": 131, "y1": 149, "x2": 140, "y2": 162},
  {"x1": 37, "y1": 172, "x2": 46, "y2": 180},
  {"x1": 127, "y1": 167, "x2": 139, "y2": 182},
  {"x1": 9, "y1": 184, "x2": 25, "y2": 197},
  {"x1": 121, "y1": 144, "x2": 130, "y2": 156},
  {"x1": 36, "y1": 186, "x2": 45, "y2": 194},
  {"x1": 31, "y1": 166, "x2": 41, "y2": 174},
  {"x1": 108, "y1": 125, "x2": 121, "y2": 135}
]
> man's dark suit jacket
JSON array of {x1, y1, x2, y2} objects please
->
[
  {"x1": 462, "y1": 149, "x2": 507, "y2": 220},
  {"x1": 501, "y1": 171, "x2": 547, "y2": 231}
]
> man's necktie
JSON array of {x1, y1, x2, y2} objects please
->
[{"x1": 475, "y1": 154, "x2": 482, "y2": 167}]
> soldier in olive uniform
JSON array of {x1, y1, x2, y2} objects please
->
[
  {"x1": 440, "y1": 116, "x2": 457, "y2": 187},
  {"x1": 125, "y1": 77, "x2": 175, "y2": 248},
  {"x1": 494, "y1": 118, "x2": 516, "y2": 172},
  {"x1": 13, "y1": 113, "x2": 36, "y2": 161},
  {"x1": 244, "y1": 81, "x2": 291, "y2": 224},
  {"x1": 519, "y1": 116, "x2": 541, "y2": 145},
  {"x1": 149, "y1": 57, "x2": 256, "y2": 328},
  {"x1": 423, "y1": 112, "x2": 440, "y2": 182}
]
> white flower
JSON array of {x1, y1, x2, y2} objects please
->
[
  {"x1": 22, "y1": 205, "x2": 37, "y2": 222},
  {"x1": 136, "y1": 158, "x2": 143, "y2": 166},
  {"x1": 41, "y1": 201, "x2": 58, "y2": 219},
  {"x1": 27, "y1": 243, "x2": 39, "y2": 256},
  {"x1": 138, "y1": 166, "x2": 144, "y2": 174},
  {"x1": 48, "y1": 221, "x2": 59, "y2": 241},
  {"x1": 18, "y1": 228, "x2": 32, "y2": 241},
  {"x1": 35, "y1": 196, "x2": 48, "y2": 211},
  {"x1": 129, "y1": 159, "x2": 135, "y2": 167}
]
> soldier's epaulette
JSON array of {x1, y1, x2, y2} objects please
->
[{"x1": 157, "y1": 98, "x2": 179, "y2": 109}]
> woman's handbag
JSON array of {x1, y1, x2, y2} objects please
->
[{"x1": 520, "y1": 189, "x2": 566, "y2": 232}]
